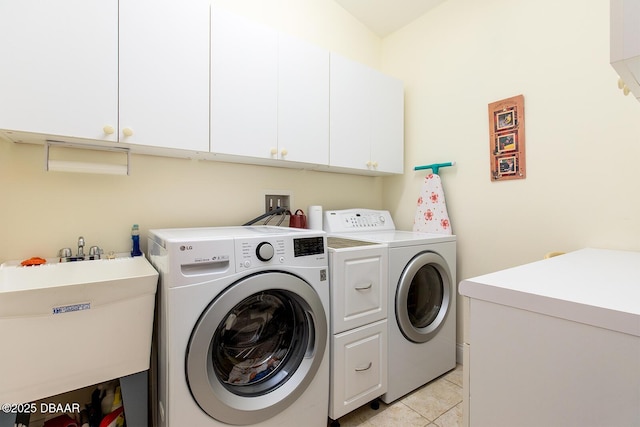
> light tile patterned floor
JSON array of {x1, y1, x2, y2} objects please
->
[{"x1": 330, "y1": 364, "x2": 463, "y2": 427}]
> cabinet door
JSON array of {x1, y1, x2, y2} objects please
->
[
  {"x1": 119, "y1": 0, "x2": 209, "y2": 151},
  {"x1": 211, "y1": 7, "x2": 278, "y2": 157},
  {"x1": 0, "y1": 0, "x2": 118, "y2": 141},
  {"x1": 330, "y1": 320, "x2": 387, "y2": 419},
  {"x1": 278, "y1": 33, "x2": 330, "y2": 164},
  {"x1": 370, "y1": 71, "x2": 404, "y2": 174},
  {"x1": 330, "y1": 53, "x2": 404, "y2": 174},
  {"x1": 329, "y1": 53, "x2": 372, "y2": 171}
]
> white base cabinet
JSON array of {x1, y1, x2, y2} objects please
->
[
  {"x1": 330, "y1": 320, "x2": 387, "y2": 420},
  {"x1": 327, "y1": 240, "x2": 388, "y2": 421}
]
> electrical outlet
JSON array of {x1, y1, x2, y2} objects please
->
[{"x1": 265, "y1": 194, "x2": 290, "y2": 214}]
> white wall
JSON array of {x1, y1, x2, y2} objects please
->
[
  {"x1": 0, "y1": 0, "x2": 384, "y2": 263},
  {"x1": 381, "y1": 0, "x2": 640, "y2": 343}
]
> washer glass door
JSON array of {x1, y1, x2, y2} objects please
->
[
  {"x1": 186, "y1": 271, "x2": 327, "y2": 425},
  {"x1": 396, "y1": 251, "x2": 451, "y2": 343}
]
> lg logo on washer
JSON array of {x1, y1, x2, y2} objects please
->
[{"x1": 180, "y1": 245, "x2": 193, "y2": 251}]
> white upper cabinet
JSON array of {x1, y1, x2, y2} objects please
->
[
  {"x1": 369, "y1": 68, "x2": 404, "y2": 173},
  {"x1": 611, "y1": 0, "x2": 640, "y2": 101},
  {"x1": 0, "y1": 0, "x2": 209, "y2": 152},
  {"x1": 278, "y1": 33, "x2": 330, "y2": 165},
  {"x1": 211, "y1": 8, "x2": 330, "y2": 165},
  {"x1": 211, "y1": 7, "x2": 278, "y2": 158},
  {"x1": 330, "y1": 53, "x2": 404, "y2": 174},
  {"x1": 119, "y1": 0, "x2": 210, "y2": 151},
  {"x1": 0, "y1": 3, "x2": 402, "y2": 175},
  {"x1": 0, "y1": 0, "x2": 118, "y2": 141}
]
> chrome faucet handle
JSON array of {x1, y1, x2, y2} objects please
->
[
  {"x1": 89, "y1": 246, "x2": 102, "y2": 258},
  {"x1": 59, "y1": 247, "x2": 72, "y2": 258},
  {"x1": 77, "y1": 236, "x2": 85, "y2": 257}
]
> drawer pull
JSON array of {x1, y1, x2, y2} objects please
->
[
  {"x1": 355, "y1": 283, "x2": 373, "y2": 291},
  {"x1": 355, "y1": 362, "x2": 373, "y2": 372}
]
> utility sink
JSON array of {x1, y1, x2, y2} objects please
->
[{"x1": 0, "y1": 256, "x2": 158, "y2": 404}]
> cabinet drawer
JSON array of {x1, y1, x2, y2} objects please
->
[
  {"x1": 330, "y1": 320, "x2": 387, "y2": 420},
  {"x1": 329, "y1": 247, "x2": 388, "y2": 333}
]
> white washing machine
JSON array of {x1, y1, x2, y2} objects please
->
[
  {"x1": 148, "y1": 226, "x2": 330, "y2": 427},
  {"x1": 324, "y1": 209, "x2": 456, "y2": 403}
]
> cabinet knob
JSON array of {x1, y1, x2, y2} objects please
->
[
  {"x1": 618, "y1": 78, "x2": 625, "y2": 90},
  {"x1": 372, "y1": 161, "x2": 379, "y2": 169},
  {"x1": 623, "y1": 85, "x2": 631, "y2": 96},
  {"x1": 103, "y1": 125, "x2": 115, "y2": 135},
  {"x1": 366, "y1": 161, "x2": 372, "y2": 167},
  {"x1": 280, "y1": 148, "x2": 288, "y2": 157},
  {"x1": 122, "y1": 127, "x2": 134, "y2": 137},
  {"x1": 270, "y1": 147, "x2": 277, "y2": 156}
]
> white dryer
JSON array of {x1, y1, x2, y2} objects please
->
[
  {"x1": 148, "y1": 226, "x2": 329, "y2": 427},
  {"x1": 325, "y1": 209, "x2": 456, "y2": 403}
]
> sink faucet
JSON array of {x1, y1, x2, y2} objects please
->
[
  {"x1": 77, "y1": 236, "x2": 85, "y2": 257},
  {"x1": 59, "y1": 236, "x2": 101, "y2": 262}
]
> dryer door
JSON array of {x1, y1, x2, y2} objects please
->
[
  {"x1": 396, "y1": 251, "x2": 452, "y2": 343},
  {"x1": 186, "y1": 271, "x2": 327, "y2": 425}
]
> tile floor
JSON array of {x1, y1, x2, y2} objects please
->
[{"x1": 329, "y1": 364, "x2": 463, "y2": 427}]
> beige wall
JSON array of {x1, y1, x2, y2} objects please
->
[
  {"x1": 381, "y1": 0, "x2": 640, "y2": 342},
  {"x1": 0, "y1": 0, "x2": 384, "y2": 263},
  {"x1": 213, "y1": 0, "x2": 382, "y2": 68},
  {"x1": 3, "y1": 0, "x2": 640, "y2": 350}
]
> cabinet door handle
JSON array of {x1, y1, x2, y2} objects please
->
[
  {"x1": 122, "y1": 127, "x2": 134, "y2": 137},
  {"x1": 355, "y1": 283, "x2": 373, "y2": 291},
  {"x1": 270, "y1": 147, "x2": 277, "y2": 156},
  {"x1": 280, "y1": 148, "x2": 288, "y2": 157},
  {"x1": 103, "y1": 125, "x2": 115, "y2": 135},
  {"x1": 355, "y1": 362, "x2": 373, "y2": 372}
]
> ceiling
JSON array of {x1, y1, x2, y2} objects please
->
[{"x1": 334, "y1": 0, "x2": 446, "y2": 37}]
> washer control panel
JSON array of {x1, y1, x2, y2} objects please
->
[
  {"x1": 236, "y1": 236, "x2": 326, "y2": 271},
  {"x1": 324, "y1": 209, "x2": 396, "y2": 233}
]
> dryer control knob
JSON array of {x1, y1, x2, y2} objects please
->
[{"x1": 256, "y1": 242, "x2": 274, "y2": 262}]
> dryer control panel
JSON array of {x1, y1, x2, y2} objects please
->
[{"x1": 324, "y1": 209, "x2": 396, "y2": 233}]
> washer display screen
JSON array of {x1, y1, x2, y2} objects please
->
[{"x1": 294, "y1": 237, "x2": 325, "y2": 257}]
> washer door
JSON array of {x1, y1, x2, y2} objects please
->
[
  {"x1": 186, "y1": 271, "x2": 327, "y2": 425},
  {"x1": 396, "y1": 251, "x2": 451, "y2": 343}
]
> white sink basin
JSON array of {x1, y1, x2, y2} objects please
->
[{"x1": 0, "y1": 256, "x2": 158, "y2": 404}]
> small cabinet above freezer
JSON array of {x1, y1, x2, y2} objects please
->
[{"x1": 611, "y1": 0, "x2": 640, "y2": 101}]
